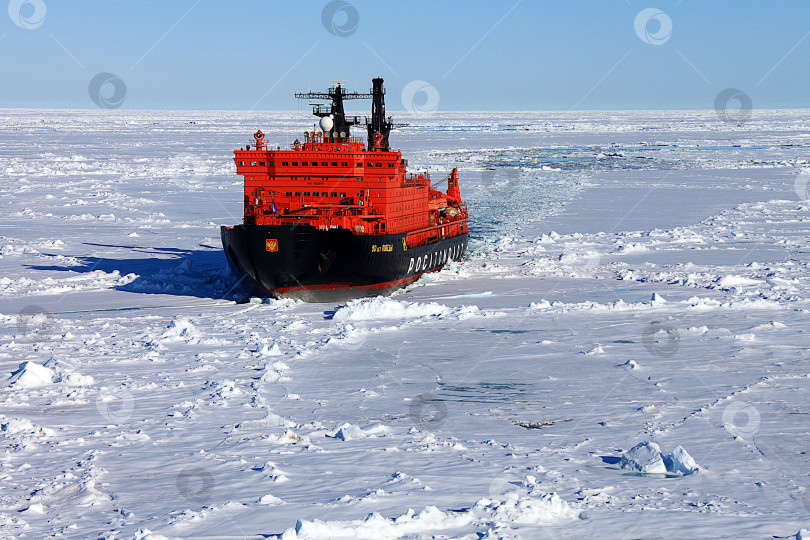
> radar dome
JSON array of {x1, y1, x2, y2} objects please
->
[{"x1": 319, "y1": 116, "x2": 334, "y2": 132}]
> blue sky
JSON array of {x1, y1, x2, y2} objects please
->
[{"x1": 2, "y1": 0, "x2": 809, "y2": 110}]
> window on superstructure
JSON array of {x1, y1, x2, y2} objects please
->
[
  {"x1": 340, "y1": 192, "x2": 346, "y2": 197},
  {"x1": 387, "y1": 163, "x2": 394, "y2": 167},
  {"x1": 331, "y1": 192, "x2": 337, "y2": 197},
  {"x1": 295, "y1": 192, "x2": 301, "y2": 196},
  {"x1": 292, "y1": 162, "x2": 298, "y2": 166},
  {"x1": 341, "y1": 162, "x2": 347, "y2": 167},
  {"x1": 282, "y1": 161, "x2": 289, "y2": 166},
  {"x1": 238, "y1": 161, "x2": 244, "y2": 166},
  {"x1": 259, "y1": 161, "x2": 266, "y2": 166},
  {"x1": 357, "y1": 162, "x2": 363, "y2": 167},
  {"x1": 304, "y1": 192, "x2": 310, "y2": 196},
  {"x1": 323, "y1": 177, "x2": 327, "y2": 181},
  {"x1": 302, "y1": 161, "x2": 308, "y2": 166},
  {"x1": 321, "y1": 161, "x2": 327, "y2": 166},
  {"x1": 331, "y1": 162, "x2": 338, "y2": 166},
  {"x1": 250, "y1": 161, "x2": 257, "y2": 166},
  {"x1": 286, "y1": 192, "x2": 292, "y2": 196},
  {"x1": 375, "y1": 163, "x2": 382, "y2": 167},
  {"x1": 268, "y1": 161, "x2": 273, "y2": 166}
]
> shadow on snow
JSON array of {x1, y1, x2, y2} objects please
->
[{"x1": 27, "y1": 242, "x2": 245, "y2": 300}]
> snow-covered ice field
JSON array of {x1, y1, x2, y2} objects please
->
[{"x1": 2, "y1": 108, "x2": 810, "y2": 538}]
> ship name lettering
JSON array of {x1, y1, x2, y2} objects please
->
[{"x1": 407, "y1": 243, "x2": 464, "y2": 274}]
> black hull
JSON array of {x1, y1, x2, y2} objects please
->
[{"x1": 221, "y1": 224, "x2": 468, "y2": 302}]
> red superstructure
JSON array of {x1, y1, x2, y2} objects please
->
[
  {"x1": 235, "y1": 130, "x2": 467, "y2": 248},
  {"x1": 221, "y1": 78, "x2": 469, "y2": 301}
]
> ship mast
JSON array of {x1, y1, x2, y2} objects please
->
[
  {"x1": 295, "y1": 83, "x2": 371, "y2": 140},
  {"x1": 295, "y1": 78, "x2": 398, "y2": 151}
]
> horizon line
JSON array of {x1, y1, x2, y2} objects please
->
[{"x1": 1, "y1": 106, "x2": 809, "y2": 114}]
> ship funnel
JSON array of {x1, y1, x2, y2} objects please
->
[{"x1": 367, "y1": 78, "x2": 392, "y2": 150}]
